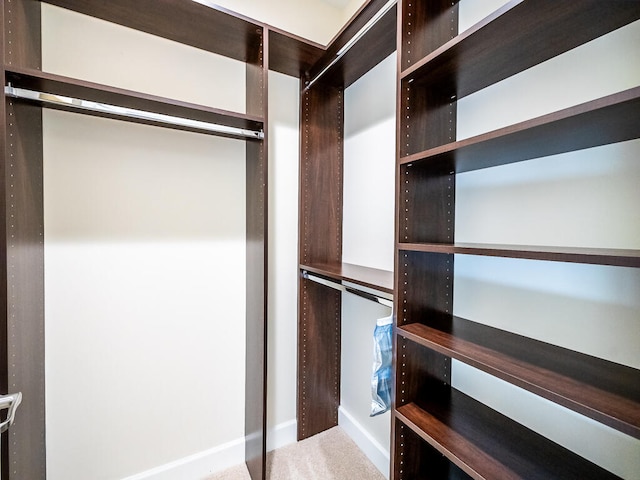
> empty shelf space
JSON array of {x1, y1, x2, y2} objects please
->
[
  {"x1": 401, "y1": 0, "x2": 640, "y2": 98},
  {"x1": 5, "y1": 67, "x2": 264, "y2": 139},
  {"x1": 399, "y1": 86, "x2": 640, "y2": 172},
  {"x1": 398, "y1": 242, "x2": 640, "y2": 268},
  {"x1": 300, "y1": 262, "x2": 393, "y2": 294},
  {"x1": 395, "y1": 396, "x2": 620, "y2": 480},
  {"x1": 397, "y1": 318, "x2": 640, "y2": 439}
]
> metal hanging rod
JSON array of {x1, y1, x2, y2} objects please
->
[
  {"x1": 0, "y1": 392, "x2": 22, "y2": 434},
  {"x1": 302, "y1": 0, "x2": 396, "y2": 93},
  {"x1": 4, "y1": 85, "x2": 264, "y2": 140},
  {"x1": 303, "y1": 271, "x2": 393, "y2": 308}
]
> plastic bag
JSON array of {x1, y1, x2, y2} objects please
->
[{"x1": 370, "y1": 315, "x2": 393, "y2": 416}]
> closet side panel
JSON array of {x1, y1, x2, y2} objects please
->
[
  {"x1": 2, "y1": 100, "x2": 44, "y2": 480},
  {"x1": 298, "y1": 84, "x2": 343, "y2": 440},
  {"x1": 245, "y1": 28, "x2": 268, "y2": 480},
  {"x1": 2, "y1": 1, "x2": 45, "y2": 479}
]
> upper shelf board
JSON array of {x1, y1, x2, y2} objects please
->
[
  {"x1": 300, "y1": 262, "x2": 393, "y2": 294},
  {"x1": 40, "y1": 0, "x2": 392, "y2": 83},
  {"x1": 398, "y1": 242, "x2": 640, "y2": 268},
  {"x1": 401, "y1": 0, "x2": 640, "y2": 99},
  {"x1": 42, "y1": 0, "x2": 264, "y2": 63},
  {"x1": 6, "y1": 67, "x2": 264, "y2": 139},
  {"x1": 400, "y1": 87, "x2": 640, "y2": 173}
]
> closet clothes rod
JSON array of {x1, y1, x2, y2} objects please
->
[
  {"x1": 302, "y1": 271, "x2": 393, "y2": 308},
  {"x1": 302, "y1": 0, "x2": 396, "y2": 92},
  {"x1": 4, "y1": 85, "x2": 264, "y2": 140}
]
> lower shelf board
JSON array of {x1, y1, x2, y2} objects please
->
[
  {"x1": 395, "y1": 394, "x2": 620, "y2": 480},
  {"x1": 397, "y1": 318, "x2": 640, "y2": 439}
]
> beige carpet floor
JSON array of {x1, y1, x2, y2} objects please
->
[{"x1": 207, "y1": 427, "x2": 386, "y2": 480}]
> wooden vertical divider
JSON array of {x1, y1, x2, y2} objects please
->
[
  {"x1": 245, "y1": 25, "x2": 269, "y2": 480},
  {"x1": 297, "y1": 82, "x2": 344, "y2": 440}
]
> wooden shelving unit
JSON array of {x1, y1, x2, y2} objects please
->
[
  {"x1": 393, "y1": 0, "x2": 640, "y2": 478},
  {"x1": 398, "y1": 243, "x2": 640, "y2": 268},
  {"x1": 0, "y1": 1, "x2": 327, "y2": 478},
  {"x1": 399, "y1": 87, "x2": 640, "y2": 173},
  {"x1": 300, "y1": 262, "x2": 393, "y2": 294},
  {"x1": 296, "y1": 0, "x2": 397, "y2": 442},
  {"x1": 5, "y1": 67, "x2": 264, "y2": 138},
  {"x1": 396, "y1": 394, "x2": 619, "y2": 480},
  {"x1": 400, "y1": 0, "x2": 640, "y2": 100},
  {"x1": 397, "y1": 318, "x2": 640, "y2": 439}
]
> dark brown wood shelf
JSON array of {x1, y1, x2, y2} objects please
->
[
  {"x1": 42, "y1": 0, "x2": 263, "y2": 63},
  {"x1": 396, "y1": 396, "x2": 621, "y2": 479},
  {"x1": 397, "y1": 318, "x2": 640, "y2": 439},
  {"x1": 394, "y1": 1, "x2": 639, "y2": 477},
  {"x1": 5, "y1": 67, "x2": 264, "y2": 138},
  {"x1": 300, "y1": 261, "x2": 393, "y2": 294},
  {"x1": 401, "y1": 0, "x2": 640, "y2": 99},
  {"x1": 398, "y1": 242, "x2": 640, "y2": 268},
  {"x1": 268, "y1": 28, "x2": 325, "y2": 78},
  {"x1": 399, "y1": 87, "x2": 640, "y2": 170}
]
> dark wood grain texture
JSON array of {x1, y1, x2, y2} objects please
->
[
  {"x1": 2, "y1": 2, "x2": 46, "y2": 478},
  {"x1": 42, "y1": 0, "x2": 263, "y2": 63},
  {"x1": 298, "y1": 278, "x2": 341, "y2": 439},
  {"x1": 244, "y1": 33, "x2": 268, "y2": 480},
  {"x1": 268, "y1": 28, "x2": 324, "y2": 78},
  {"x1": 393, "y1": 417, "x2": 471, "y2": 480},
  {"x1": 399, "y1": 166, "x2": 455, "y2": 244},
  {"x1": 2, "y1": 97, "x2": 46, "y2": 480},
  {"x1": 400, "y1": 87, "x2": 640, "y2": 172},
  {"x1": 397, "y1": 251, "x2": 454, "y2": 328},
  {"x1": 399, "y1": 242, "x2": 640, "y2": 268},
  {"x1": 402, "y1": 0, "x2": 640, "y2": 99},
  {"x1": 6, "y1": 67, "x2": 264, "y2": 137},
  {"x1": 300, "y1": 262, "x2": 393, "y2": 294},
  {"x1": 398, "y1": 318, "x2": 640, "y2": 439},
  {"x1": 396, "y1": 396, "x2": 620, "y2": 479},
  {"x1": 297, "y1": 84, "x2": 343, "y2": 440},
  {"x1": 399, "y1": 0, "x2": 458, "y2": 72},
  {"x1": 4, "y1": 0, "x2": 41, "y2": 70},
  {"x1": 299, "y1": 85, "x2": 343, "y2": 266},
  {"x1": 400, "y1": 79, "x2": 457, "y2": 157}
]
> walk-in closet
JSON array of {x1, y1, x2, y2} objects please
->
[{"x1": 1, "y1": 1, "x2": 639, "y2": 479}]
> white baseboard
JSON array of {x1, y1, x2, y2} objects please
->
[
  {"x1": 120, "y1": 419, "x2": 297, "y2": 480},
  {"x1": 338, "y1": 406, "x2": 390, "y2": 479},
  {"x1": 267, "y1": 419, "x2": 297, "y2": 452},
  {"x1": 121, "y1": 436, "x2": 245, "y2": 480}
]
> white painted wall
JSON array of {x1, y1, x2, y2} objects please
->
[
  {"x1": 266, "y1": 71, "x2": 300, "y2": 451},
  {"x1": 40, "y1": 4, "x2": 307, "y2": 480},
  {"x1": 42, "y1": 6, "x2": 248, "y2": 480},
  {"x1": 41, "y1": 5, "x2": 245, "y2": 111},
  {"x1": 340, "y1": 52, "x2": 396, "y2": 477},
  {"x1": 453, "y1": 3, "x2": 640, "y2": 478}
]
